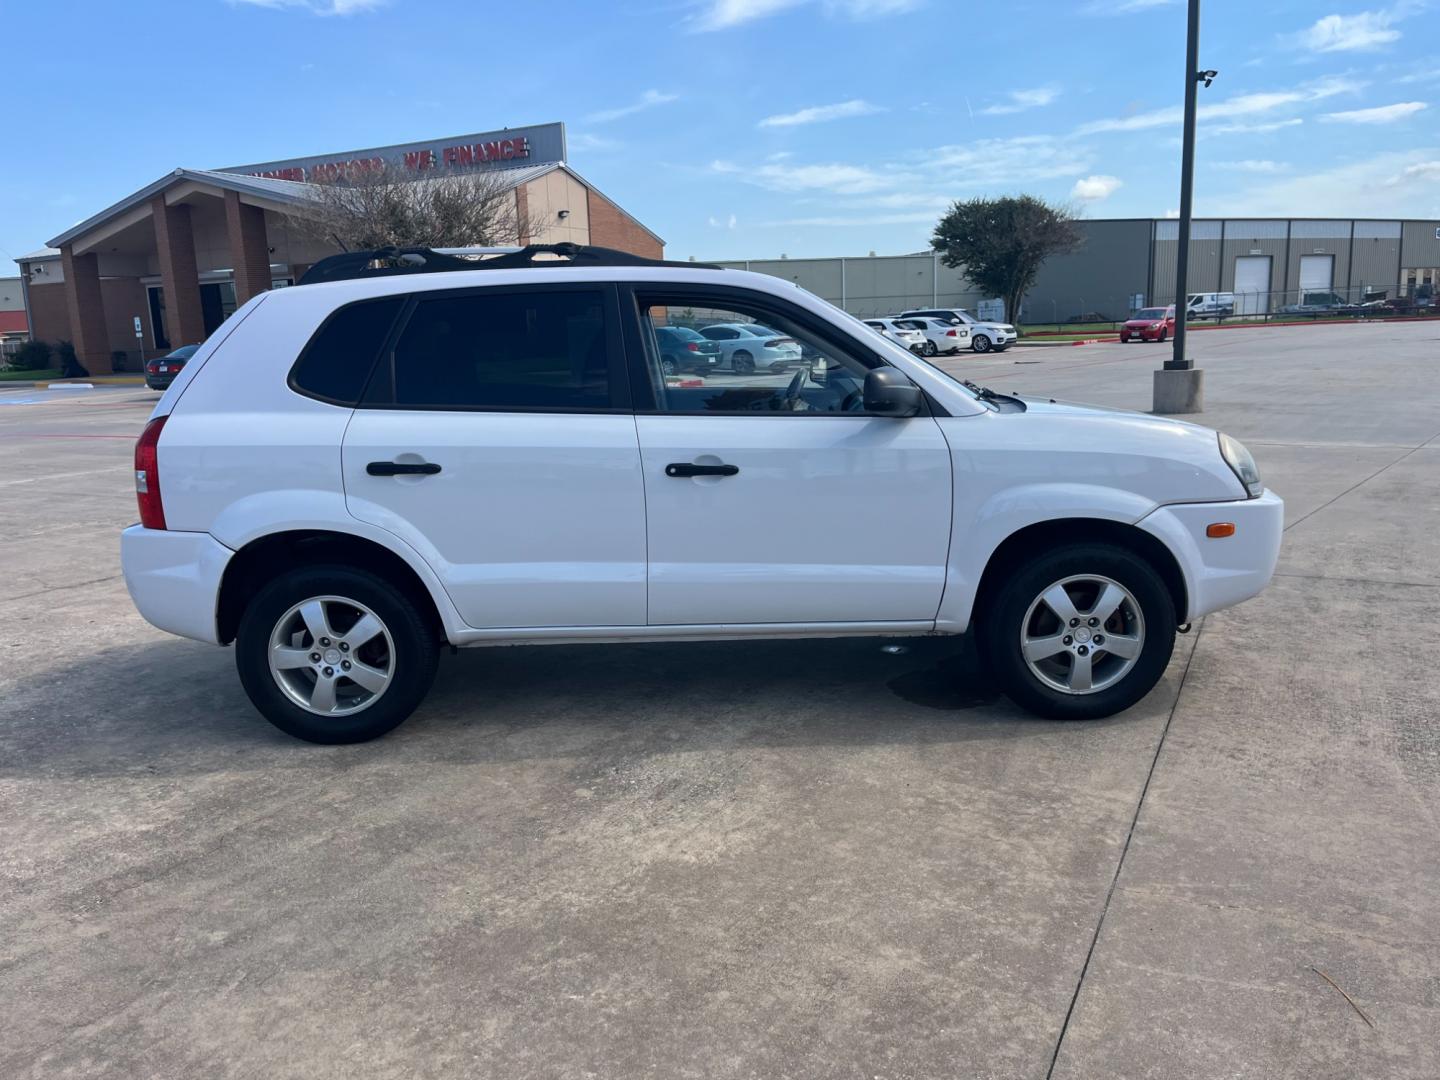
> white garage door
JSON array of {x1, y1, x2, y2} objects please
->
[
  {"x1": 1299, "y1": 254, "x2": 1335, "y2": 301},
  {"x1": 1234, "y1": 256, "x2": 1272, "y2": 314}
]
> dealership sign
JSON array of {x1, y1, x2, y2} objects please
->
[{"x1": 219, "y1": 122, "x2": 566, "y2": 184}]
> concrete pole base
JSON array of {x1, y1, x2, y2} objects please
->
[{"x1": 1153, "y1": 367, "x2": 1204, "y2": 415}]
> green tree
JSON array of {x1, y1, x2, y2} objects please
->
[{"x1": 930, "y1": 196, "x2": 1081, "y2": 325}]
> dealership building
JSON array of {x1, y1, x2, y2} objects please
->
[
  {"x1": 14, "y1": 122, "x2": 662, "y2": 373},
  {"x1": 716, "y1": 217, "x2": 1440, "y2": 322}
]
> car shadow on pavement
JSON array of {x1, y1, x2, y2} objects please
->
[{"x1": 0, "y1": 633, "x2": 1099, "y2": 781}]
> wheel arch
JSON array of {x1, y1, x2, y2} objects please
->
[
  {"x1": 970, "y1": 518, "x2": 1188, "y2": 632},
  {"x1": 216, "y1": 529, "x2": 450, "y2": 646}
]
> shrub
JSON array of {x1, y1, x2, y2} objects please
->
[
  {"x1": 55, "y1": 340, "x2": 89, "y2": 379},
  {"x1": 7, "y1": 339, "x2": 52, "y2": 371}
]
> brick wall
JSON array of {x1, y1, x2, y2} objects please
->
[
  {"x1": 586, "y1": 189, "x2": 663, "y2": 259},
  {"x1": 26, "y1": 278, "x2": 157, "y2": 370}
]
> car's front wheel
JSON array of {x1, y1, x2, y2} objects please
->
[
  {"x1": 978, "y1": 543, "x2": 1176, "y2": 720},
  {"x1": 972, "y1": 334, "x2": 992, "y2": 353},
  {"x1": 236, "y1": 565, "x2": 439, "y2": 744}
]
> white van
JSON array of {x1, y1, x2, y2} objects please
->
[{"x1": 1186, "y1": 292, "x2": 1235, "y2": 319}]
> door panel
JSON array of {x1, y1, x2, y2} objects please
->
[
  {"x1": 637, "y1": 415, "x2": 953, "y2": 625},
  {"x1": 344, "y1": 411, "x2": 647, "y2": 628}
]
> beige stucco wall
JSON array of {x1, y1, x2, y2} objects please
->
[{"x1": 523, "y1": 170, "x2": 590, "y2": 246}]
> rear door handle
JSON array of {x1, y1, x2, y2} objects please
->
[
  {"x1": 665, "y1": 463, "x2": 739, "y2": 478},
  {"x1": 367, "y1": 461, "x2": 442, "y2": 476}
]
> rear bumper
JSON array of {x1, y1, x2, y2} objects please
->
[
  {"x1": 1136, "y1": 489, "x2": 1284, "y2": 621},
  {"x1": 121, "y1": 525, "x2": 233, "y2": 644}
]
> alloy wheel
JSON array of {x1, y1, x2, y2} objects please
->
[
  {"x1": 1019, "y1": 574, "x2": 1145, "y2": 695},
  {"x1": 267, "y1": 594, "x2": 395, "y2": 716}
]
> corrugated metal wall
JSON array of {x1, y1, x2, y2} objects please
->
[
  {"x1": 713, "y1": 254, "x2": 978, "y2": 318},
  {"x1": 712, "y1": 218, "x2": 1440, "y2": 322}
]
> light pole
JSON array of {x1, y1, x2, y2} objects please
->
[{"x1": 1153, "y1": 0, "x2": 1216, "y2": 415}]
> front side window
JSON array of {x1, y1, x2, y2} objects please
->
[
  {"x1": 638, "y1": 295, "x2": 880, "y2": 414},
  {"x1": 380, "y1": 288, "x2": 615, "y2": 410}
]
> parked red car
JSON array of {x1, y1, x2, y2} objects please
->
[{"x1": 1120, "y1": 306, "x2": 1175, "y2": 343}]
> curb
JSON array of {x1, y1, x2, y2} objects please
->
[{"x1": 35, "y1": 377, "x2": 146, "y2": 389}]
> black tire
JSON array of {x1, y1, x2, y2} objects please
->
[
  {"x1": 660, "y1": 355, "x2": 678, "y2": 376},
  {"x1": 732, "y1": 350, "x2": 755, "y2": 375},
  {"x1": 1158, "y1": 329, "x2": 1168, "y2": 343},
  {"x1": 972, "y1": 335, "x2": 992, "y2": 353},
  {"x1": 977, "y1": 543, "x2": 1176, "y2": 721},
  {"x1": 235, "y1": 564, "x2": 439, "y2": 744},
  {"x1": 923, "y1": 340, "x2": 938, "y2": 356}
]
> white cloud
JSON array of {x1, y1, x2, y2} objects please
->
[
  {"x1": 1074, "y1": 76, "x2": 1361, "y2": 135},
  {"x1": 585, "y1": 89, "x2": 679, "y2": 123},
  {"x1": 1395, "y1": 66, "x2": 1440, "y2": 85},
  {"x1": 691, "y1": 0, "x2": 920, "y2": 30},
  {"x1": 758, "y1": 99, "x2": 885, "y2": 128},
  {"x1": 1080, "y1": 0, "x2": 1175, "y2": 14},
  {"x1": 1291, "y1": 10, "x2": 1401, "y2": 53},
  {"x1": 1071, "y1": 175, "x2": 1123, "y2": 201},
  {"x1": 569, "y1": 133, "x2": 621, "y2": 152},
  {"x1": 1388, "y1": 161, "x2": 1440, "y2": 183},
  {"x1": 1198, "y1": 147, "x2": 1440, "y2": 217},
  {"x1": 980, "y1": 86, "x2": 1060, "y2": 116},
  {"x1": 1200, "y1": 118, "x2": 1304, "y2": 137},
  {"x1": 1163, "y1": 208, "x2": 1180, "y2": 219},
  {"x1": 1212, "y1": 159, "x2": 1287, "y2": 173},
  {"x1": 707, "y1": 213, "x2": 740, "y2": 229},
  {"x1": 712, "y1": 159, "x2": 894, "y2": 194},
  {"x1": 1320, "y1": 101, "x2": 1426, "y2": 123},
  {"x1": 229, "y1": 0, "x2": 384, "y2": 12},
  {"x1": 762, "y1": 212, "x2": 941, "y2": 228}
]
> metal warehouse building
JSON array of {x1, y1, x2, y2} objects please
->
[{"x1": 715, "y1": 217, "x2": 1440, "y2": 323}]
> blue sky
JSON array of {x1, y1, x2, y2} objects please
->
[{"x1": 3, "y1": 0, "x2": 1437, "y2": 265}]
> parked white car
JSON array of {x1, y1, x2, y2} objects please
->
[
  {"x1": 900, "y1": 307, "x2": 1017, "y2": 352},
  {"x1": 863, "y1": 318, "x2": 926, "y2": 353},
  {"x1": 123, "y1": 244, "x2": 1282, "y2": 744},
  {"x1": 697, "y1": 322, "x2": 802, "y2": 372},
  {"x1": 893, "y1": 316, "x2": 970, "y2": 356}
]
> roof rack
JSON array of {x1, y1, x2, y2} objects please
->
[{"x1": 296, "y1": 243, "x2": 721, "y2": 286}]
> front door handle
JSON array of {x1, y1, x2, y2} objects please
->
[
  {"x1": 665, "y1": 463, "x2": 739, "y2": 478},
  {"x1": 367, "y1": 461, "x2": 442, "y2": 476}
]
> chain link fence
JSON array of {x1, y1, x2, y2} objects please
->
[{"x1": 1021, "y1": 282, "x2": 1438, "y2": 333}]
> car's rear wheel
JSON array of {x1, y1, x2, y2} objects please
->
[
  {"x1": 972, "y1": 335, "x2": 992, "y2": 353},
  {"x1": 923, "y1": 340, "x2": 938, "y2": 356},
  {"x1": 660, "y1": 356, "x2": 678, "y2": 376},
  {"x1": 733, "y1": 350, "x2": 755, "y2": 374},
  {"x1": 978, "y1": 543, "x2": 1176, "y2": 720},
  {"x1": 236, "y1": 565, "x2": 439, "y2": 744}
]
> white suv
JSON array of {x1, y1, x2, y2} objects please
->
[
  {"x1": 123, "y1": 244, "x2": 1283, "y2": 744},
  {"x1": 900, "y1": 308, "x2": 1017, "y2": 352}
]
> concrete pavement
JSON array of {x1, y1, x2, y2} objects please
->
[{"x1": 2, "y1": 321, "x2": 1437, "y2": 1078}]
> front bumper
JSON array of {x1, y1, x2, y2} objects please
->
[
  {"x1": 1136, "y1": 489, "x2": 1284, "y2": 621},
  {"x1": 121, "y1": 525, "x2": 234, "y2": 644}
]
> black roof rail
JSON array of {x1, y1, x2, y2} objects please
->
[{"x1": 297, "y1": 243, "x2": 721, "y2": 286}]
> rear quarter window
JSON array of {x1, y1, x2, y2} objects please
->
[{"x1": 289, "y1": 297, "x2": 406, "y2": 405}]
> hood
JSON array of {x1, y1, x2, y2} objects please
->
[
  {"x1": 1125, "y1": 315, "x2": 1165, "y2": 326},
  {"x1": 1006, "y1": 395, "x2": 1244, "y2": 500}
]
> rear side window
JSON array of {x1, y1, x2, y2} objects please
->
[
  {"x1": 290, "y1": 297, "x2": 404, "y2": 405},
  {"x1": 379, "y1": 288, "x2": 616, "y2": 410}
]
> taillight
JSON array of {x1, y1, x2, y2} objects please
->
[
  {"x1": 945, "y1": 329, "x2": 957, "y2": 336},
  {"x1": 135, "y1": 415, "x2": 167, "y2": 530},
  {"x1": 685, "y1": 342, "x2": 699, "y2": 352}
]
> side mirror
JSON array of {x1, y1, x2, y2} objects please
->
[{"x1": 863, "y1": 368, "x2": 922, "y2": 417}]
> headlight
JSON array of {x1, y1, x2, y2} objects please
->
[{"x1": 1219, "y1": 433, "x2": 1262, "y2": 498}]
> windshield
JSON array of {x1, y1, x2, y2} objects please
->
[
  {"x1": 167, "y1": 344, "x2": 201, "y2": 358},
  {"x1": 1135, "y1": 308, "x2": 1166, "y2": 319}
]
